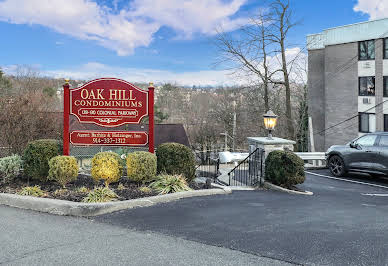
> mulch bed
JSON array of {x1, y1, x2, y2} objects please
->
[{"x1": 0, "y1": 174, "x2": 207, "y2": 202}]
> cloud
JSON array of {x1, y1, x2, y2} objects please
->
[
  {"x1": 129, "y1": 0, "x2": 250, "y2": 38},
  {"x1": 43, "y1": 47, "x2": 307, "y2": 87},
  {"x1": 0, "y1": 0, "x2": 159, "y2": 56},
  {"x1": 354, "y1": 0, "x2": 388, "y2": 19},
  {"x1": 2, "y1": 46, "x2": 306, "y2": 87},
  {"x1": 39, "y1": 62, "x2": 240, "y2": 87},
  {"x1": 0, "y1": 0, "x2": 249, "y2": 55},
  {"x1": 231, "y1": 47, "x2": 308, "y2": 85}
]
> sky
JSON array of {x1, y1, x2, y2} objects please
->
[{"x1": 0, "y1": 0, "x2": 385, "y2": 86}]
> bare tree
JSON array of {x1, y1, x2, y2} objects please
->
[
  {"x1": 215, "y1": 0, "x2": 301, "y2": 139},
  {"x1": 214, "y1": 11, "x2": 278, "y2": 112},
  {"x1": 267, "y1": 0, "x2": 299, "y2": 138},
  {"x1": 0, "y1": 90, "x2": 61, "y2": 154}
]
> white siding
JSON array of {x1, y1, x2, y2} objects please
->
[
  {"x1": 307, "y1": 17, "x2": 388, "y2": 50},
  {"x1": 358, "y1": 61, "x2": 375, "y2": 76},
  {"x1": 358, "y1": 96, "x2": 376, "y2": 113}
]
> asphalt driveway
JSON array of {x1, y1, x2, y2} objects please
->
[{"x1": 95, "y1": 171, "x2": 388, "y2": 266}]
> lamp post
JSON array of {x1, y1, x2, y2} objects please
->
[{"x1": 263, "y1": 110, "x2": 278, "y2": 140}]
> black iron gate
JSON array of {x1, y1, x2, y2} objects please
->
[
  {"x1": 226, "y1": 148, "x2": 265, "y2": 186},
  {"x1": 195, "y1": 151, "x2": 220, "y2": 180}
]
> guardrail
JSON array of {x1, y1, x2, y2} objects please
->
[{"x1": 295, "y1": 152, "x2": 326, "y2": 168}]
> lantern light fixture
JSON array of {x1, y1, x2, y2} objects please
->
[{"x1": 263, "y1": 110, "x2": 278, "y2": 139}]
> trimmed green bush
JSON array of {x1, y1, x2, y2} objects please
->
[
  {"x1": 48, "y1": 156, "x2": 79, "y2": 187},
  {"x1": 0, "y1": 154, "x2": 23, "y2": 182},
  {"x1": 91, "y1": 152, "x2": 123, "y2": 186},
  {"x1": 149, "y1": 174, "x2": 191, "y2": 194},
  {"x1": 22, "y1": 139, "x2": 62, "y2": 181},
  {"x1": 126, "y1": 151, "x2": 157, "y2": 183},
  {"x1": 265, "y1": 150, "x2": 305, "y2": 188},
  {"x1": 83, "y1": 186, "x2": 117, "y2": 203},
  {"x1": 156, "y1": 143, "x2": 196, "y2": 182}
]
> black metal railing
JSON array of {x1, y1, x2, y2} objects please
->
[
  {"x1": 195, "y1": 150, "x2": 220, "y2": 180},
  {"x1": 227, "y1": 148, "x2": 264, "y2": 186}
]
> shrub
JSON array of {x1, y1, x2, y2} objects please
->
[
  {"x1": 126, "y1": 151, "x2": 157, "y2": 183},
  {"x1": 265, "y1": 150, "x2": 305, "y2": 188},
  {"x1": 139, "y1": 186, "x2": 152, "y2": 193},
  {"x1": 117, "y1": 183, "x2": 126, "y2": 190},
  {"x1": 23, "y1": 139, "x2": 62, "y2": 181},
  {"x1": 156, "y1": 143, "x2": 196, "y2": 182},
  {"x1": 0, "y1": 154, "x2": 23, "y2": 182},
  {"x1": 48, "y1": 156, "x2": 79, "y2": 187},
  {"x1": 91, "y1": 152, "x2": 123, "y2": 186},
  {"x1": 17, "y1": 185, "x2": 46, "y2": 197},
  {"x1": 149, "y1": 174, "x2": 191, "y2": 194},
  {"x1": 76, "y1": 186, "x2": 90, "y2": 193},
  {"x1": 53, "y1": 188, "x2": 68, "y2": 197},
  {"x1": 83, "y1": 187, "x2": 117, "y2": 203}
]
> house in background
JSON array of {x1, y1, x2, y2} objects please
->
[{"x1": 307, "y1": 18, "x2": 388, "y2": 151}]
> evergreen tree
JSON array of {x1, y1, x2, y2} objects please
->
[
  {"x1": 296, "y1": 86, "x2": 309, "y2": 152},
  {"x1": 0, "y1": 68, "x2": 12, "y2": 96}
]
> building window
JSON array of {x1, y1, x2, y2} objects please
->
[
  {"x1": 384, "y1": 114, "x2": 388, "y2": 132},
  {"x1": 359, "y1": 40, "x2": 375, "y2": 60},
  {"x1": 359, "y1": 77, "x2": 375, "y2": 96},
  {"x1": 384, "y1": 77, "x2": 388, "y2": 97},
  {"x1": 384, "y1": 38, "x2": 388, "y2": 59},
  {"x1": 359, "y1": 113, "x2": 376, "y2": 133}
]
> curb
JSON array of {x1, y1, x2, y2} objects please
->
[
  {"x1": 263, "y1": 182, "x2": 313, "y2": 196},
  {"x1": 0, "y1": 188, "x2": 231, "y2": 217},
  {"x1": 212, "y1": 182, "x2": 265, "y2": 191},
  {"x1": 212, "y1": 183, "x2": 261, "y2": 191}
]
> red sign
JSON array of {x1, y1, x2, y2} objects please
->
[
  {"x1": 63, "y1": 78, "x2": 155, "y2": 155},
  {"x1": 70, "y1": 78, "x2": 148, "y2": 127},
  {"x1": 70, "y1": 131, "x2": 148, "y2": 146}
]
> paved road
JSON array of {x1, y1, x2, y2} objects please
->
[
  {"x1": 0, "y1": 205, "x2": 288, "y2": 266},
  {"x1": 95, "y1": 171, "x2": 388, "y2": 266},
  {"x1": 2, "y1": 171, "x2": 388, "y2": 265}
]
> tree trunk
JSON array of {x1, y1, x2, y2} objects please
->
[
  {"x1": 264, "y1": 81, "x2": 269, "y2": 112},
  {"x1": 279, "y1": 15, "x2": 294, "y2": 139}
]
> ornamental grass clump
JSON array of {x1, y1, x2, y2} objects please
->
[
  {"x1": 23, "y1": 139, "x2": 62, "y2": 181},
  {"x1": 91, "y1": 152, "x2": 123, "y2": 186},
  {"x1": 139, "y1": 186, "x2": 152, "y2": 193},
  {"x1": 17, "y1": 185, "x2": 46, "y2": 197},
  {"x1": 0, "y1": 154, "x2": 23, "y2": 183},
  {"x1": 126, "y1": 151, "x2": 157, "y2": 183},
  {"x1": 76, "y1": 186, "x2": 90, "y2": 193},
  {"x1": 265, "y1": 150, "x2": 305, "y2": 188},
  {"x1": 149, "y1": 174, "x2": 191, "y2": 195},
  {"x1": 82, "y1": 186, "x2": 118, "y2": 203},
  {"x1": 48, "y1": 156, "x2": 79, "y2": 187},
  {"x1": 156, "y1": 143, "x2": 196, "y2": 182}
]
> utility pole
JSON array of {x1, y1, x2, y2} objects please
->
[
  {"x1": 232, "y1": 100, "x2": 236, "y2": 151},
  {"x1": 224, "y1": 132, "x2": 228, "y2": 151}
]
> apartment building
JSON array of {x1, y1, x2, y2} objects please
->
[{"x1": 307, "y1": 18, "x2": 388, "y2": 151}]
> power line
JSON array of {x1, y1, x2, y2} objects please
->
[
  {"x1": 316, "y1": 99, "x2": 388, "y2": 136},
  {"x1": 324, "y1": 105, "x2": 388, "y2": 138}
]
